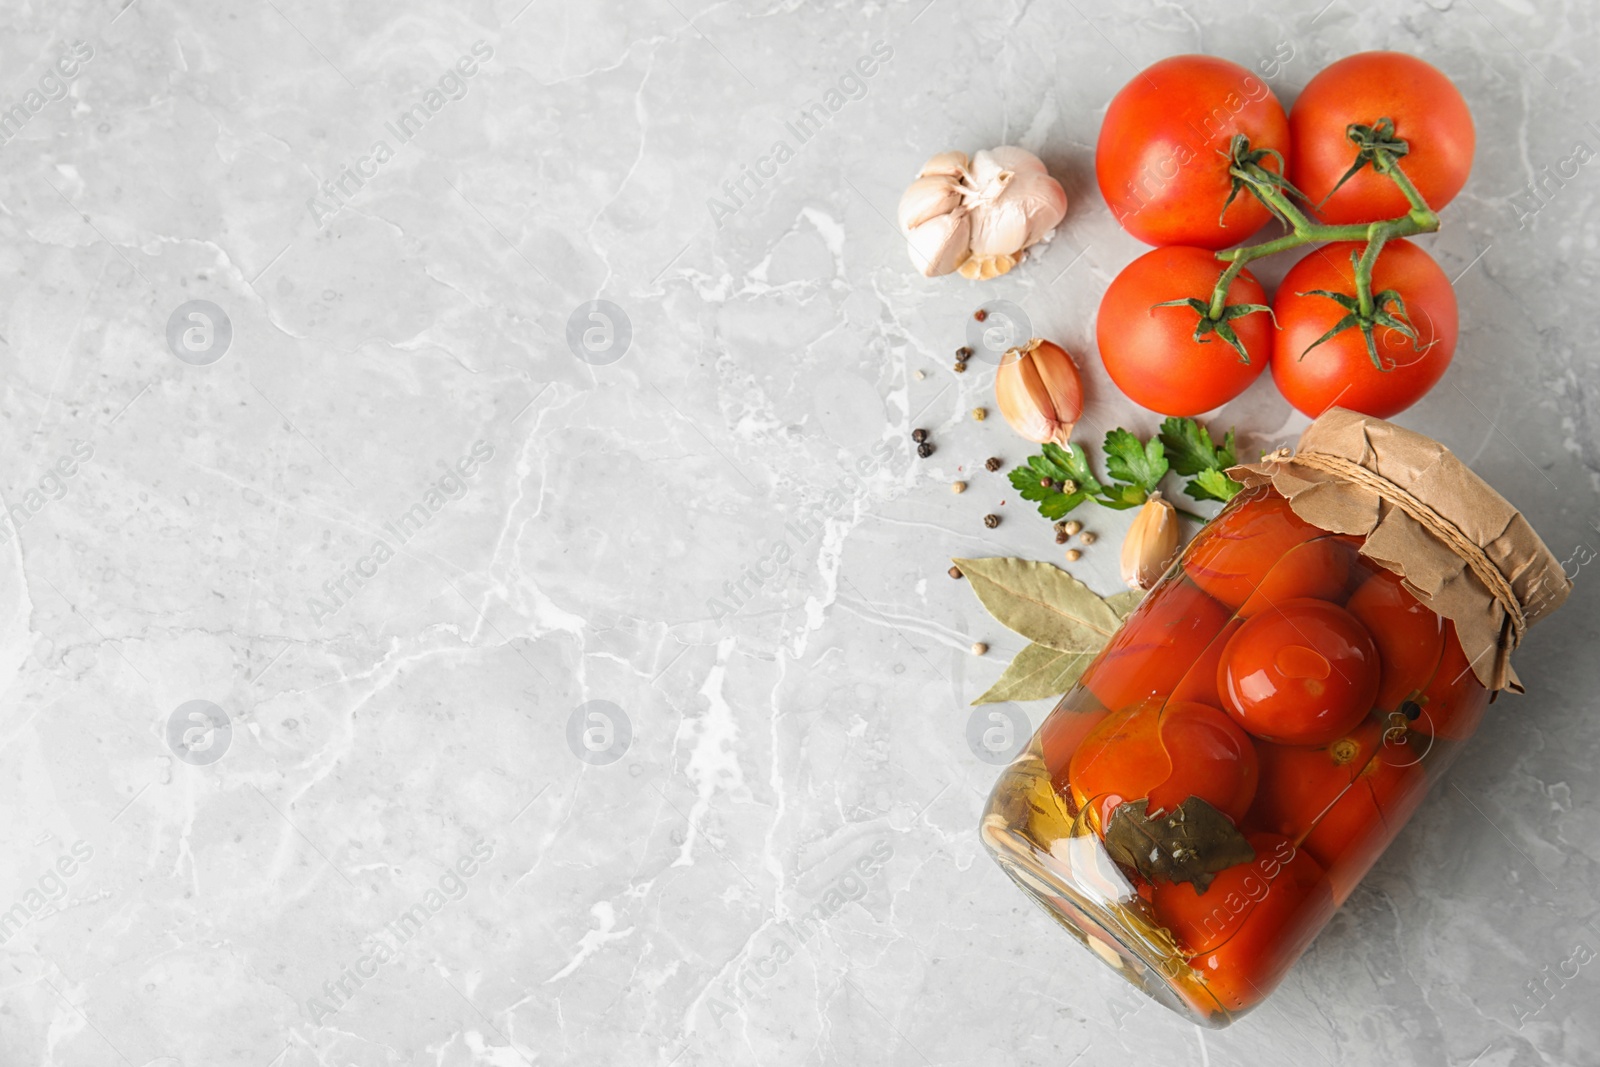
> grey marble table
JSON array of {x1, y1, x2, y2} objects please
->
[{"x1": 1, "y1": 1, "x2": 1597, "y2": 1064}]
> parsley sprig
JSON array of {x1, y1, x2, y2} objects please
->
[
  {"x1": 1157, "y1": 416, "x2": 1242, "y2": 504},
  {"x1": 1009, "y1": 417, "x2": 1242, "y2": 523}
]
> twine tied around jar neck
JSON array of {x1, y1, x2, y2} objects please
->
[
  {"x1": 1231, "y1": 408, "x2": 1570, "y2": 696},
  {"x1": 1267, "y1": 446, "x2": 1527, "y2": 690}
]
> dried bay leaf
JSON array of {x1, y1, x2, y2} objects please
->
[
  {"x1": 973, "y1": 642, "x2": 1097, "y2": 705},
  {"x1": 953, "y1": 557, "x2": 1123, "y2": 653},
  {"x1": 1105, "y1": 589, "x2": 1146, "y2": 621},
  {"x1": 1022, "y1": 766, "x2": 1076, "y2": 845},
  {"x1": 1102, "y1": 796, "x2": 1255, "y2": 894}
]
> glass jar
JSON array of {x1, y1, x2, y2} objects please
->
[{"x1": 980, "y1": 480, "x2": 1515, "y2": 1026}]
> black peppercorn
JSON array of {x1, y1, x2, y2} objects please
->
[
  {"x1": 983, "y1": 514, "x2": 1000, "y2": 529},
  {"x1": 954, "y1": 361, "x2": 968, "y2": 373},
  {"x1": 917, "y1": 441, "x2": 934, "y2": 458},
  {"x1": 1039, "y1": 477, "x2": 1052, "y2": 488},
  {"x1": 957, "y1": 346, "x2": 974, "y2": 359},
  {"x1": 984, "y1": 457, "x2": 1002, "y2": 472},
  {"x1": 1055, "y1": 530, "x2": 1069, "y2": 544},
  {"x1": 912, "y1": 428, "x2": 928, "y2": 443}
]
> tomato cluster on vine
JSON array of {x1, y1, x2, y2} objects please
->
[{"x1": 1093, "y1": 52, "x2": 1474, "y2": 421}]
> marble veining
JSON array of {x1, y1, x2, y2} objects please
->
[{"x1": 0, "y1": 0, "x2": 1597, "y2": 1065}]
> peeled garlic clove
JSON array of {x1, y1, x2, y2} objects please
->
[
  {"x1": 957, "y1": 253, "x2": 1018, "y2": 281},
  {"x1": 1122, "y1": 494, "x2": 1180, "y2": 590},
  {"x1": 906, "y1": 209, "x2": 972, "y2": 278},
  {"x1": 994, "y1": 338, "x2": 1083, "y2": 445},
  {"x1": 898, "y1": 175, "x2": 963, "y2": 231},
  {"x1": 919, "y1": 150, "x2": 969, "y2": 179}
]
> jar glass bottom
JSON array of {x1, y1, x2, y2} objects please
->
[{"x1": 981, "y1": 748, "x2": 1243, "y2": 1028}]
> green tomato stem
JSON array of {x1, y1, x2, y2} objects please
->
[
  {"x1": 1203, "y1": 149, "x2": 1441, "y2": 330},
  {"x1": 1352, "y1": 230, "x2": 1388, "y2": 317},
  {"x1": 1374, "y1": 152, "x2": 1434, "y2": 217}
]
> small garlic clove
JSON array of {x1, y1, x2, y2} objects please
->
[
  {"x1": 994, "y1": 348, "x2": 1054, "y2": 443},
  {"x1": 958, "y1": 253, "x2": 1017, "y2": 280},
  {"x1": 964, "y1": 149, "x2": 1004, "y2": 187},
  {"x1": 1029, "y1": 339, "x2": 1083, "y2": 440},
  {"x1": 967, "y1": 189, "x2": 1032, "y2": 258},
  {"x1": 918, "y1": 150, "x2": 969, "y2": 179},
  {"x1": 982, "y1": 145, "x2": 1050, "y2": 177},
  {"x1": 964, "y1": 164, "x2": 1014, "y2": 206},
  {"x1": 905, "y1": 209, "x2": 972, "y2": 277},
  {"x1": 994, "y1": 338, "x2": 1082, "y2": 445},
  {"x1": 1008, "y1": 168, "x2": 1069, "y2": 248},
  {"x1": 1121, "y1": 494, "x2": 1180, "y2": 590},
  {"x1": 897, "y1": 175, "x2": 963, "y2": 231}
]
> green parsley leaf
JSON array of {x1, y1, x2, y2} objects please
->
[
  {"x1": 1009, "y1": 442, "x2": 1100, "y2": 520},
  {"x1": 1041, "y1": 443, "x2": 1101, "y2": 494},
  {"x1": 1190, "y1": 467, "x2": 1244, "y2": 503},
  {"x1": 1011, "y1": 419, "x2": 1242, "y2": 526},
  {"x1": 1098, "y1": 482, "x2": 1151, "y2": 510},
  {"x1": 1102, "y1": 429, "x2": 1167, "y2": 496},
  {"x1": 1158, "y1": 417, "x2": 1245, "y2": 504},
  {"x1": 1159, "y1": 417, "x2": 1220, "y2": 476}
]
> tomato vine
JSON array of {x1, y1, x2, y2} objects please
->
[{"x1": 1192, "y1": 125, "x2": 1442, "y2": 371}]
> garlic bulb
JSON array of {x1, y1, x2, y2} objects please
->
[
  {"x1": 1122, "y1": 494, "x2": 1180, "y2": 590},
  {"x1": 994, "y1": 338, "x2": 1083, "y2": 446},
  {"x1": 897, "y1": 147, "x2": 1067, "y2": 280}
]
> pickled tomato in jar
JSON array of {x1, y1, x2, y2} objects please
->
[{"x1": 981, "y1": 411, "x2": 1571, "y2": 1026}]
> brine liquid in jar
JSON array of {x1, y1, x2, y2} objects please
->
[{"x1": 980, "y1": 484, "x2": 1489, "y2": 1026}]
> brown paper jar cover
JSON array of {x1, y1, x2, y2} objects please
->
[{"x1": 1228, "y1": 407, "x2": 1572, "y2": 693}]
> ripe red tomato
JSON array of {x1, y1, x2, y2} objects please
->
[
  {"x1": 1289, "y1": 52, "x2": 1474, "y2": 225},
  {"x1": 1218, "y1": 599, "x2": 1380, "y2": 745},
  {"x1": 1069, "y1": 699, "x2": 1258, "y2": 832},
  {"x1": 1153, "y1": 833, "x2": 1334, "y2": 1013},
  {"x1": 1236, "y1": 536, "x2": 1357, "y2": 618},
  {"x1": 1345, "y1": 568, "x2": 1444, "y2": 712},
  {"x1": 1172, "y1": 617, "x2": 1243, "y2": 708},
  {"x1": 1248, "y1": 719, "x2": 1428, "y2": 901},
  {"x1": 1152, "y1": 834, "x2": 1312, "y2": 953},
  {"x1": 1096, "y1": 55, "x2": 1289, "y2": 249},
  {"x1": 1248, "y1": 720, "x2": 1382, "y2": 841},
  {"x1": 1096, "y1": 246, "x2": 1273, "y2": 416},
  {"x1": 1082, "y1": 576, "x2": 1231, "y2": 713},
  {"x1": 1271, "y1": 239, "x2": 1458, "y2": 419},
  {"x1": 1408, "y1": 620, "x2": 1489, "y2": 741},
  {"x1": 1183, "y1": 491, "x2": 1326, "y2": 610},
  {"x1": 1306, "y1": 748, "x2": 1426, "y2": 902},
  {"x1": 1038, "y1": 696, "x2": 1114, "y2": 792}
]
